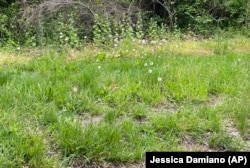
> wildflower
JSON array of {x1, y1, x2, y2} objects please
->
[
  {"x1": 162, "y1": 39, "x2": 167, "y2": 43},
  {"x1": 114, "y1": 53, "x2": 121, "y2": 57},
  {"x1": 148, "y1": 69, "x2": 152, "y2": 73},
  {"x1": 144, "y1": 63, "x2": 148, "y2": 67},
  {"x1": 60, "y1": 32, "x2": 63, "y2": 35},
  {"x1": 97, "y1": 66, "x2": 101, "y2": 69},
  {"x1": 150, "y1": 61, "x2": 154, "y2": 66},
  {"x1": 157, "y1": 77, "x2": 162, "y2": 82},
  {"x1": 65, "y1": 37, "x2": 69, "y2": 41},
  {"x1": 141, "y1": 39, "x2": 146, "y2": 44},
  {"x1": 72, "y1": 86, "x2": 78, "y2": 93},
  {"x1": 62, "y1": 107, "x2": 67, "y2": 112},
  {"x1": 114, "y1": 38, "x2": 119, "y2": 42},
  {"x1": 84, "y1": 36, "x2": 87, "y2": 39},
  {"x1": 133, "y1": 49, "x2": 136, "y2": 52},
  {"x1": 17, "y1": 47, "x2": 21, "y2": 50},
  {"x1": 151, "y1": 40, "x2": 157, "y2": 44}
]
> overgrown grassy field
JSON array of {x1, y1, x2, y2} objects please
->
[{"x1": 0, "y1": 36, "x2": 249, "y2": 167}]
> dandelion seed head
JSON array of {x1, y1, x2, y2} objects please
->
[
  {"x1": 150, "y1": 62, "x2": 154, "y2": 66},
  {"x1": 72, "y1": 86, "x2": 78, "y2": 92},
  {"x1": 144, "y1": 63, "x2": 148, "y2": 67},
  {"x1": 148, "y1": 69, "x2": 152, "y2": 73},
  {"x1": 157, "y1": 77, "x2": 162, "y2": 82}
]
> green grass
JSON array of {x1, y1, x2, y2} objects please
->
[{"x1": 0, "y1": 36, "x2": 249, "y2": 167}]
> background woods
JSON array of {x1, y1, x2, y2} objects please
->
[{"x1": 0, "y1": 0, "x2": 249, "y2": 46}]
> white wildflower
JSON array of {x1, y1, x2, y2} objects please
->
[
  {"x1": 151, "y1": 40, "x2": 157, "y2": 44},
  {"x1": 148, "y1": 69, "x2": 152, "y2": 73},
  {"x1": 162, "y1": 39, "x2": 167, "y2": 43},
  {"x1": 150, "y1": 61, "x2": 154, "y2": 66},
  {"x1": 72, "y1": 86, "x2": 78, "y2": 93},
  {"x1": 157, "y1": 77, "x2": 162, "y2": 82},
  {"x1": 144, "y1": 63, "x2": 148, "y2": 67},
  {"x1": 141, "y1": 39, "x2": 146, "y2": 44},
  {"x1": 114, "y1": 38, "x2": 119, "y2": 42},
  {"x1": 65, "y1": 37, "x2": 69, "y2": 41},
  {"x1": 97, "y1": 66, "x2": 101, "y2": 69}
]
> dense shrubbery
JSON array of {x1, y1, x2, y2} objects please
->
[{"x1": 0, "y1": 0, "x2": 249, "y2": 47}]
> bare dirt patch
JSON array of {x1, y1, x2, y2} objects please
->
[
  {"x1": 73, "y1": 161, "x2": 145, "y2": 168},
  {"x1": 181, "y1": 134, "x2": 216, "y2": 152},
  {"x1": 207, "y1": 95, "x2": 224, "y2": 108},
  {"x1": 224, "y1": 119, "x2": 241, "y2": 138},
  {"x1": 222, "y1": 119, "x2": 250, "y2": 151},
  {"x1": 152, "y1": 101, "x2": 178, "y2": 114},
  {"x1": 81, "y1": 114, "x2": 104, "y2": 126}
]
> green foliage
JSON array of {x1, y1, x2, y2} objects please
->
[
  {"x1": 93, "y1": 14, "x2": 113, "y2": 45},
  {"x1": 120, "y1": 14, "x2": 134, "y2": 39},
  {"x1": 0, "y1": 0, "x2": 249, "y2": 46},
  {"x1": 135, "y1": 12, "x2": 144, "y2": 39}
]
